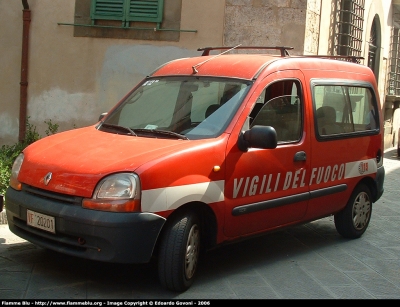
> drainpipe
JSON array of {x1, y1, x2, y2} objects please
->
[{"x1": 19, "y1": 0, "x2": 30, "y2": 143}]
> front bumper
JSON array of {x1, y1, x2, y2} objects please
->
[{"x1": 5, "y1": 186, "x2": 166, "y2": 263}]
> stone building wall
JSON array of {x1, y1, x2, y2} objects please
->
[{"x1": 224, "y1": 0, "x2": 309, "y2": 55}]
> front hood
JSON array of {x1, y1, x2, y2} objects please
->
[{"x1": 19, "y1": 126, "x2": 194, "y2": 197}]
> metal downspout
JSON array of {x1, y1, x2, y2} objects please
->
[{"x1": 19, "y1": 0, "x2": 30, "y2": 143}]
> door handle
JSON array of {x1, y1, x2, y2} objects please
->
[{"x1": 294, "y1": 151, "x2": 306, "y2": 161}]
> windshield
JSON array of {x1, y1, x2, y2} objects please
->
[{"x1": 99, "y1": 77, "x2": 251, "y2": 140}]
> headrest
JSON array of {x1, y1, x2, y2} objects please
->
[{"x1": 205, "y1": 104, "x2": 220, "y2": 118}]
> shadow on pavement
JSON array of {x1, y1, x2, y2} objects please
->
[{"x1": 384, "y1": 147, "x2": 400, "y2": 160}]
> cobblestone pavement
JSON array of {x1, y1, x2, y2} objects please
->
[{"x1": 0, "y1": 148, "x2": 399, "y2": 299}]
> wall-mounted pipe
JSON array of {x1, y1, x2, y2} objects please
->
[{"x1": 19, "y1": 0, "x2": 30, "y2": 143}]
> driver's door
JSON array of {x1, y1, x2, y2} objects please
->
[{"x1": 223, "y1": 71, "x2": 311, "y2": 237}]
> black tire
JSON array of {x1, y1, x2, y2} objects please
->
[
  {"x1": 158, "y1": 211, "x2": 201, "y2": 292},
  {"x1": 334, "y1": 183, "x2": 372, "y2": 239}
]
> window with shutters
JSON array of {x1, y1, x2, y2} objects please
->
[
  {"x1": 90, "y1": 0, "x2": 164, "y2": 26},
  {"x1": 72, "y1": 0, "x2": 184, "y2": 41}
]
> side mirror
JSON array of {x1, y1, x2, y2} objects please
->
[
  {"x1": 0, "y1": 194, "x2": 4, "y2": 212},
  {"x1": 98, "y1": 112, "x2": 108, "y2": 121},
  {"x1": 237, "y1": 125, "x2": 277, "y2": 152}
]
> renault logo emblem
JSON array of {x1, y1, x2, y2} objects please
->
[{"x1": 44, "y1": 172, "x2": 52, "y2": 185}]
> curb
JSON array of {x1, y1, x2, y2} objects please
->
[
  {"x1": 0, "y1": 193, "x2": 5, "y2": 225},
  {"x1": 0, "y1": 210, "x2": 7, "y2": 225}
]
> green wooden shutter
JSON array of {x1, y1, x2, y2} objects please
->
[
  {"x1": 127, "y1": 0, "x2": 164, "y2": 23},
  {"x1": 91, "y1": 0, "x2": 164, "y2": 24},
  {"x1": 90, "y1": 0, "x2": 126, "y2": 21}
]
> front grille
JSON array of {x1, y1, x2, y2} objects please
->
[
  {"x1": 22, "y1": 184, "x2": 83, "y2": 205},
  {"x1": 9, "y1": 185, "x2": 89, "y2": 253}
]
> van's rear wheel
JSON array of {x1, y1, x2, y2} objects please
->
[
  {"x1": 334, "y1": 183, "x2": 372, "y2": 239},
  {"x1": 158, "y1": 211, "x2": 200, "y2": 292}
]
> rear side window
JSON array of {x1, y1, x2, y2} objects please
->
[{"x1": 312, "y1": 83, "x2": 378, "y2": 137}]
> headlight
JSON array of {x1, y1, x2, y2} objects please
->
[
  {"x1": 82, "y1": 173, "x2": 141, "y2": 212},
  {"x1": 10, "y1": 153, "x2": 24, "y2": 191}
]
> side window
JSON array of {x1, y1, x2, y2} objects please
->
[
  {"x1": 250, "y1": 80, "x2": 302, "y2": 143},
  {"x1": 314, "y1": 85, "x2": 378, "y2": 137}
]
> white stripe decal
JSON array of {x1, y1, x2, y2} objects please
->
[
  {"x1": 141, "y1": 180, "x2": 225, "y2": 213},
  {"x1": 344, "y1": 159, "x2": 377, "y2": 179}
]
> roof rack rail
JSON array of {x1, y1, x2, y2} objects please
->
[
  {"x1": 297, "y1": 55, "x2": 364, "y2": 63},
  {"x1": 197, "y1": 46, "x2": 294, "y2": 57}
]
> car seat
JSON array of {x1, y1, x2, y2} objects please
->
[{"x1": 316, "y1": 106, "x2": 343, "y2": 135}]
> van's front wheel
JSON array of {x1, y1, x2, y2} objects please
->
[
  {"x1": 158, "y1": 212, "x2": 200, "y2": 292},
  {"x1": 334, "y1": 183, "x2": 372, "y2": 239}
]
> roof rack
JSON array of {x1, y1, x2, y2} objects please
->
[
  {"x1": 197, "y1": 46, "x2": 294, "y2": 57},
  {"x1": 295, "y1": 55, "x2": 364, "y2": 64}
]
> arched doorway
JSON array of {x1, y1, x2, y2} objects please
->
[{"x1": 368, "y1": 16, "x2": 381, "y2": 82}]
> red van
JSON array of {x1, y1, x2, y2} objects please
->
[{"x1": 5, "y1": 46, "x2": 385, "y2": 292}]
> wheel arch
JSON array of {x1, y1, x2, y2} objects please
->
[
  {"x1": 154, "y1": 201, "x2": 218, "y2": 256},
  {"x1": 357, "y1": 176, "x2": 377, "y2": 202}
]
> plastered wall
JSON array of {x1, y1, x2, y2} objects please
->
[{"x1": 0, "y1": 0, "x2": 224, "y2": 145}]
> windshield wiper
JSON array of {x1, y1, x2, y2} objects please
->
[
  {"x1": 100, "y1": 123, "x2": 137, "y2": 136},
  {"x1": 132, "y1": 129, "x2": 189, "y2": 140}
]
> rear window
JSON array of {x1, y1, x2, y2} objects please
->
[{"x1": 312, "y1": 81, "x2": 379, "y2": 137}]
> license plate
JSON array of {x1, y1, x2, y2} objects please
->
[{"x1": 27, "y1": 209, "x2": 56, "y2": 233}]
